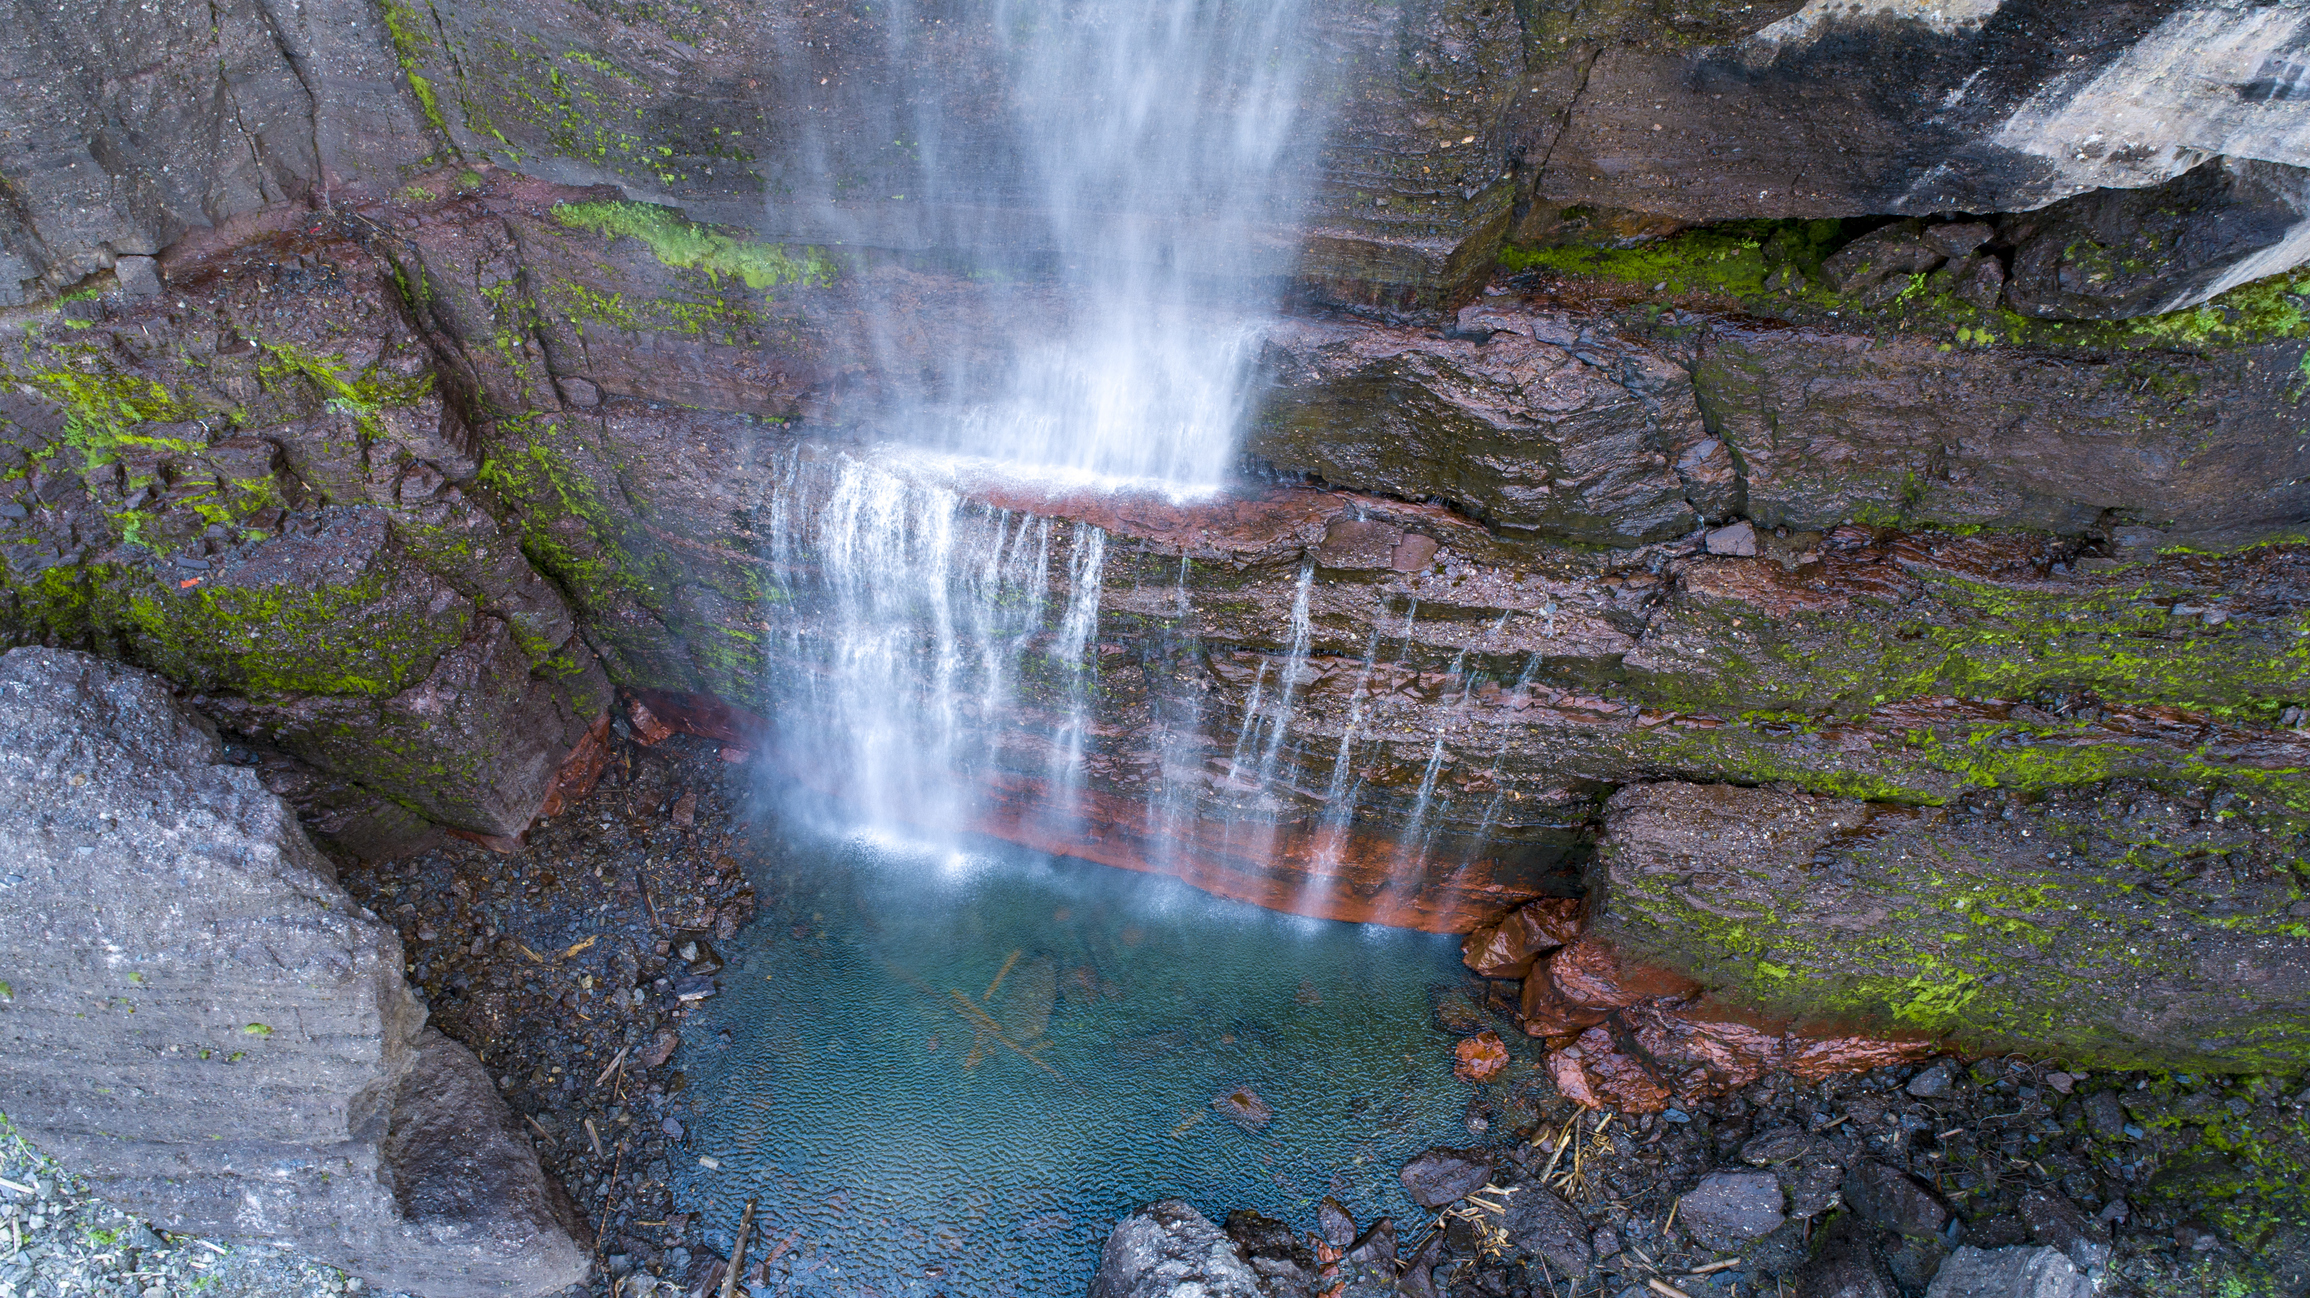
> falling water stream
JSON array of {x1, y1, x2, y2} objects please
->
[{"x1": 677, "y1": 0, "x2": 1469, "y2": 1290}]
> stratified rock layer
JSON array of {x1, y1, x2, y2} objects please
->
[{"x1": 0, "y1": 647, "x2": 587, "y2": 1297}]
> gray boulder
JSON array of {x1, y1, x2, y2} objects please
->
[
  {"x1": 1091, "y1": 1200, "x2": 1263, "y2": 1298},
  {"x1": 0, "y1": 648, "x2": 586, "y2": 1296},
  {"x1": 1924, "y1": 1246, "x2": 2093, "y2": 1298}
]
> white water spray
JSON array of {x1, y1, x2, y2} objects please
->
[{"x1": 755, "y1": 0, "x2": 1339, "y2": 843}]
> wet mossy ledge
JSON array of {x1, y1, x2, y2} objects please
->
[{"x1": 3, "y1": 178, "x2": 2308, "y2": 1074}]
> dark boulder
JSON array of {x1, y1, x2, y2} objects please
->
[
  {"x1": 2002, "y1": 158, "x2": 2310, "y2": 320},
  {"x1": 1796, "y1": 1215, "x2": 1896, "y2": 1298}
]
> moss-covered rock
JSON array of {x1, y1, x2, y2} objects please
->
[
  {"x1": 1588, "y1": 780, "x2": 2310, "y2": 1072},
  {"x1": 0, "y1": 225, "x2": 608, "y2": 849}
]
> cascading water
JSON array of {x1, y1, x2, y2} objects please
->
[
  {"x1": 677, "y1": 8, "x2": 1472, "y2": 1294},
  {"x1": 751, "y1": 0, "x2": 1339, "y2": 842}
]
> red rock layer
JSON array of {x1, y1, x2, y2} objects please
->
[
  {"x1": 621, "y1": 690, "x2": 1545, "y2": 932},
  {"x1": 1471, "y1": 898, "x2": 1936, "y2": 1111}
]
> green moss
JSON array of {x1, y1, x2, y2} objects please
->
[
  {"x1": 1503, "y1": 216, "x2": 2310, "y2": 359},
  {"x1": 1, "y1": 550, "x2": 465, "y2": 702},
  {"x1": 548, "y1": 201, "x2": 834, "y2": 291},
  {"x1": 256, "y1": 342, "x2": 434, "y2": 439},
  {"x1": 1, "y1": 344, "x2": 203, "y2": 471},
  {"x1": 382, "y1": 0, "x2": 454, "y2": 143}
]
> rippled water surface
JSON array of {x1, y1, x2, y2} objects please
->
[{"x1": 676, "y1": 822, "x2": 1476, "y2": 1294}]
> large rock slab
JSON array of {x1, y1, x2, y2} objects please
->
[
  {"x1": 0, "y1": 647, "x2": 587, "y2": 1296},
  {"x1": 1091, "y1": 1200, "x2": 1263, "y2": 1298},
  {"x1": 1522, "y1": 2, "x2": 2310, "y2": 226},
  {"x1": 1589, "y1": 781, "x2": 2310, "y2": 1071}
]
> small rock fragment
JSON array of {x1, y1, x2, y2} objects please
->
[
  {"x1": 2083, "y1": 1090, "x2": 2127, "y2": 1140},
  {"x1": 1345, "y1": 1217, "x2": 1395, "y2": 1267},
  {"x1": 114, "y1": 255, "x2": 163, "y2": 299},
  {"x1": 1453, "y1": 1030, "x2": 1509, "y2": 1083},
  {"x1": 1317, "y1": 1196, "x2": 1356, "y2": 1249},
  {"x1": 1905, "y1": 1059, "x2": 1956, "y2": 1099},
  {"x1": 1845, "y1": 1161, "x2": 1951, "y2": 1239},
  {"x1": 1797, "y1": 1215, "x2": 1896, "y2": 1298},
  {"x1": 1090, "y1": 1200, "x2": 1262, "y2": 1298},
  {"x1": 2017, "y1": 1188, "x2": 2110, "y2": 1277},
  {"x1": 1705, "y1": 521, "x2": 1758, "y2": 557},
  {"x1": 1921, "y1": 222, "x2": 1995, "y2": 257},
  {"x1": 1399, "y1": 1148, "x2": 1493, "y2": 1209},
  {"x1": 1504, "y1": 1185, "x2": 1592, "y2": 1278},
  {"x1": 1677, "y1": 1170, "x2": 1786, "y2": 1252},
  {"x1": 1213, "y1": 1086, "x2": 1273, "y2": 1131},
  {"x1": 1923, "y1": 1245, "x2": 2091, "y2": 1298}
]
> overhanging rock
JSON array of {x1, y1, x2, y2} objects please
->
[{"x1": 0, "y1": 647, "x2": 587, "y2": 1297}]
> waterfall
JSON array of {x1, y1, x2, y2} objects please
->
[
  {"x1": 764, "y1": 452, "x2": 1103, "y2": 834},
  {"x1": 751, "y1": 0, "x2": 1339, "y2": 846}
]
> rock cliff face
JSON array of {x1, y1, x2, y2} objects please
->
[
  {"x1": 4, "y1": 1, "x2": 2309, "y2": 1079},
  {"x1": 0, "y1": 647, "x2": 587, "y2": 1296}
]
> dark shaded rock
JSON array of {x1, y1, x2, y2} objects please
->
[
  {"x1": 1923, "y1": 1246, "x2": 2092, "y2": 1298},
  {"x1": 1346, "y1": 1217, "x2": 1396, "y2": 1267},
  {"x1": 1704, "y1": 521, "x2": 1758, "y2": 557},
  {"x1": 1517, "y1": 1, "x2": 2305, "y2": 237},
  {"x1": 1503, "y1": 1185, "x2": 1593, "y2": 1277},
  {"x1": 1091, "y1": 1200, "x2": 1262, "y2": 1298},
  {"x1": 2017, "y1": 1189, "x2": 2110, "y2": 1278},
  {"x1": 1319, "y1": 1197, "x2": 1357, "y2": 1249},
  {"x1": 1227, "y1": 1209, "x2": 1317, "y2": 1298},
  {"x1": 1921, "y1": 223, "x2": 1994, "y2": 258},
  {"x1": 1845, "y1": 1162, "x2": 1951, "y2": 1240},
  {"x1": 1691, "y1": 320, "x2": 2310, "y2": 542},
  {"x1": 2003, "y1": 158, "x2": 2310, "y2": 320},
  {"x1": 1252, "y1": 316, "x2": 1705, "y2": 548},
  {"x1": 113, "y1": 255, "x2": 163, "y2": 299},
  {"x1": 1590, "y1": 782, "x2": 2310, "y2": 1072},
  {"x1": 1226, "y1": 1209, "x2": 1313, "y2": 1270},
  {"x1": 1400, "y1": 1147, "x2": 1494, "y2": 1209},
  {"x1": 0, "y1": 647, "x2": 587, "y2": 1295},
  {"x1": 2083, "y1": 1091, "x2": 2128, "y2": 1141},
  {"x1": 1741, "y1": 1130, "x2": 1847, "y2": 1218},
  {"x1": 1677, "y1": 1171, "x2": 1786, "y2": 1252},
  {"x1": 1796, "y1": 1216, "x2": 1894, "y2": 1298},
  {"x1": 1906, "y1": 1060, "x2": 1957, "y2": 1099},
  {"x1": 1821, "y1": 223, "x2": 1944, "y2": 296}
]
